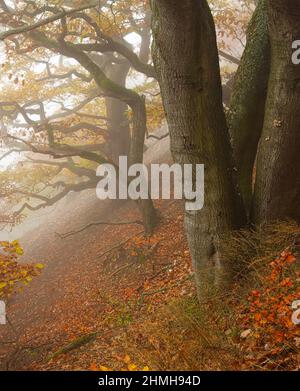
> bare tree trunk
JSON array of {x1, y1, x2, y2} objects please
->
[
  {"x1": 252, "y1": 0, "x2": 300, "y2": 224},
  {"x1": 139, "y1": 9, "x2": 152, "y2": 65},
  {"x1": 129, "y1": 95, "x2": 158, "y2": 234},
  {"x1": 228, "y1": 0, "x2": 270, "y2": 214},
  {"x1": 151, "y1": 0, "x2": 246, "y2": 299},
  {"x1": 105, "y1": 61, "x2": 131, "y2": 163}
]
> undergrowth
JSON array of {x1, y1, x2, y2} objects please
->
[{"x1": 115, "y1": 221, "x2": 300, "y2": 371}]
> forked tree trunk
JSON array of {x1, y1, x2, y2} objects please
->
[
  {"x1": 151, "y1": 0, "x2": 246, "y2": 299},
  {"x1": 252, "y1": 0, "x2": 300, "y2": 224},
  {"x1": 228, "y1": 0, "x2": 270, "y2": 214}
]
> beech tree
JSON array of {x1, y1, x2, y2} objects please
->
[
  {"x1": 252, "y1": 0, "x2": 300, "y2": 223},
  {"x1": 2, "y1": 0, "x2": 295, "y2": 299},
  {"x1": 151, "y1": 0, "x2": 300, "y2": 298},
  {"x1": 228, "y1": 0, "x2": 270, "y2": 212},
  {"x1": 0, "y1": 0, "x2": 250, "y2": 234},
  {"x1": 0, "y1": 0, "x2": 158, "y2": 233},
  {"x1": 151, "y1": 0, "x2": 247, "y2": 297}
]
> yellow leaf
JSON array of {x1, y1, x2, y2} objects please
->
[
  {"x1": 35, "y1": 263, "x2": 45, "y2": 269},
  {"x1": 142, "y1": 366, "x2": 150, "y2": 371},
  {"x1": 16, "y1": 247, "x2": 24, "y2": 256},
  {"x1": 128, "y1": 363, "x2": 137, "y2": 371},
  {"x1": 0, "y1": 282, "x2": 7, "y2": 289},
  {"x1": 99, "y1": 365, "x2": 110, "y2": 371}
]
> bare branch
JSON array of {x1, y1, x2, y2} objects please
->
[
  {"x1": 13, "y1": 178, "x2": 98, "y2": 217},
  {"x1": 146, "y1": 132, "x2": 169, "y2": 141},
  {"x1": 57, "y1": 220, "x2": 143, "y2": 239},
  {"x1": 219, "y1": 49, "x2": 240, "y2": 65},
  {"x1": 0, "y1": 2, "x2": 99, "y2": 40}
]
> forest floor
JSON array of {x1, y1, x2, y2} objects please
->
[
  {"x1": 0, "y1": 199, "x2": 197, "y2": 370},
  {"x1": 0, "y1": 194, "x2": 300, "y2": 371},
  {"x1": 0, "y1": 134, "x2": 299, "y2": 371}
]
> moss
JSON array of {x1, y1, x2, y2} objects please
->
[{"x1": 47, "y1": 332, "x2": 98, "y2": 361}]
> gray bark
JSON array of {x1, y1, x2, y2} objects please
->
[
  {"x1": 252, "y1": 0, "x2": 300, "y2": 224},
  {"x1": 151, "y1": 0, "x2": 246, "y2": 299},
  {"x1": 105, "y1": 61, "x2": 131, "y2": 163}
]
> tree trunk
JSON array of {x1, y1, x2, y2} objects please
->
[
  {"x1": 151, "y1": 0, "x2": 246, "y2": 299},
  {"x1": 105, "y1": 61, "x2": 131, "y2": 163},
  {"x1": 228, "y1": 0, "x2": 270, "y2": 214},
  {"x1": 252, "y1": 0, "x2": 300, "y2": 224},
  {"x1": 129, "y1": 95, "x2": 158, "y2": 234}
]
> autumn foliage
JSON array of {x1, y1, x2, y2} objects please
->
[
  {"x1": 239, "y1": 249, "x2": 300, "y2": 369},
  {"x1": 0, "y1": 240, "x2": 43, "y2": 299}
]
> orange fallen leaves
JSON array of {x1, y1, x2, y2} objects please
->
[{"x1": 240, "y1": 249, "x2": 300, "y2": 360}]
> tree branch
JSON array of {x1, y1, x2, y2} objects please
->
[
  {"x1": 0, "y1": 2, "x2": 99, "y2": 40},
  {"x1": 57, "y1": 220, "x2": 144, "y2": 239}
]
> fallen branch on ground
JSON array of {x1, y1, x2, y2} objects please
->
[
  {"x1": 98, "y1": 230, "x2": 145, "y2": 261},
  {"x1": 56, "y1": 220, "x2": 143, "y2": 239},
  {"x1": 47, "y1": 332, "x2": 98, "y2": 362}
]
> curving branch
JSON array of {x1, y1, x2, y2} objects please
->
[
  {"x1": 13, "y1": 178, "x2": 98, "y2": 217},
  {"x1": 6, "y1": 135, "x2": 112, "y2": 165},
  {"x1": 0, "y1": 2, "x2": 99, "y2": 40}
]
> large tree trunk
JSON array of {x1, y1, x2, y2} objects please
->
[
  {"x1": 151, "y1": 0, "x2": 246, "y2": 299},
  {"x1": 228, "y1": 0, "x2": 270, "y2": 214},
  {"x1": 252, "y1": 0, "x2": 300, "y2": 224}
]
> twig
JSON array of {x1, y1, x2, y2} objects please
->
[
  {"x1": 137, "y1": 273, "x2": 195, "y2": 307},
  {"x1": 110, "y1": 263, "x2": 132, "y2": 277},
  {"x1": 97, "y1": 230, "x2": 145, "y2": 261}
]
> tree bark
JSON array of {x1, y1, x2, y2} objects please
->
[
  {"x1": 129, "y1": 95, "x2": 158, "y2": 234},
  {"x1": 105, "y1": 61, "x2": 131, "y2": 163},
  {"x1": 228, "y1": 0, "x2": 270, "y2": 214},
  {"x1": 252, "y1": 0, "x2": 300, "y2": 224},
  {"x1": 151, "y1": 0, "x2": 246, "y2": 299}
]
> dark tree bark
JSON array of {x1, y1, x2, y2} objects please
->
[
  {"x1": 151, "y1": 0, "x2": 246, "y2": 299},
  {"x1": 228, "y1": 0, "x2": 270, "y2": 214},
  {"x1": 252, "y1": 0, "x2": 300, "y2": 224}
]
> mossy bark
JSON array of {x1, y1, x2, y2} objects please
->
[
  {"x1": 228, "y1": 0, "x2": 270, "y2": 214},
  {"x1": 252, "y1": 0, "x2": 300, "y2": 224}
]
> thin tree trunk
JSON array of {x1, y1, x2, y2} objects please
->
[
  {"x1": 228, "y1": 0, "x2": 270, "y2": 214},
  {"x1": 129, "y1": 95, "x2": 158, "y2": 234},
  {"x1": 105, "y1": 61, "x2": 131, "y2": 163},
  {"x1": 151, "y1": 0, "x2": 246, "y2": 299},
  {"x1": 252, "y1": 0, "x2": 300, "y2": 224}
]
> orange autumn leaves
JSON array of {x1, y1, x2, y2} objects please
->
[
  {"x1": 241, "y1": 249, "x2": 300, "y2": 354},
  {"x1": 0, "y1": 240, "x2": 44, "y2": 298}
]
